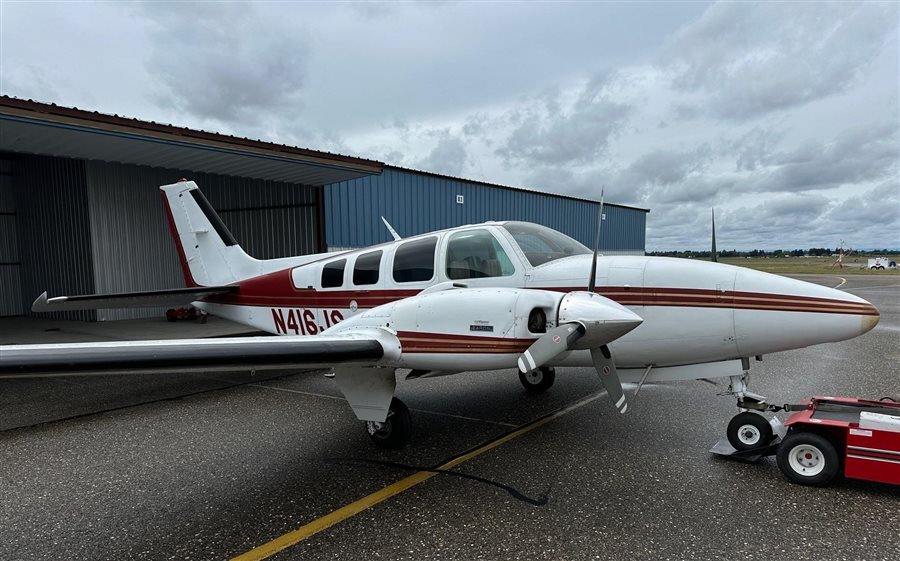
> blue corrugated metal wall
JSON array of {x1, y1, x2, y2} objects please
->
[{"x1": 325, "y1": 168, "x2": 647, "y2": 251}]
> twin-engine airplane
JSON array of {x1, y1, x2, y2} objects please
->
[{"x1": 0, "y1": 180, "x2": 880, "y2": 449}]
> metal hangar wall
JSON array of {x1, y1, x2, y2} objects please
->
[
  {"x1": 324, "y1": 166, "x2": 648, "y2": 253},
  {"x1": 0, "y1": 97, "x2": 382, "y2": 320}
]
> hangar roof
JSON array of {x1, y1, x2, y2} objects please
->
[{"x1": 0, "y1": 96, "x2": 383, "y2": 185}]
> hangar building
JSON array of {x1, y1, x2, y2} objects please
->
[{"x1": 0, "y1": 97, "x2": 648, "y2": 321}]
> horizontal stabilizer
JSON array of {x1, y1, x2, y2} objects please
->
[
  {"x1": 31, "y1": 286, "x2": 239, "y2": 312},
  {"x1": 0, "y1": 335, "x2": 385, "y2": 378}
]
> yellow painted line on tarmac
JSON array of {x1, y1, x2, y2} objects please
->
[
  {"x1": 834, "y1": 277, "x2": 847, "y2": 289},
  {"x1": 230, "y1": 391, "x2": 606, "y2": 561}
]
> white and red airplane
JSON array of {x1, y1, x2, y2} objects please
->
[{"x1": 0, "y1": 180, "x2": 881, "y2": 449}]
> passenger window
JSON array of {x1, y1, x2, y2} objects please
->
[
  {"x1": 321, "y1": 259, "x2": 346, "y2": 288},
  {"x1": 393, "y1": 237, "x2": 437, "y2": 283},
  {"x1": 353, "y1": 251, "x2": 382, "y2": 286},
  {"x1": 446, "y1": 229, "x2": 516, "y2": 280}
]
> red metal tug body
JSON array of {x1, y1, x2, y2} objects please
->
[{"x1": 777, "y1": 397, "x2": 900, "y2": 486}]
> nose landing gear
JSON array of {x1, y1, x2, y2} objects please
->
[{"x1": 727, "y1": 411, "x2": 775, "y2": 451}]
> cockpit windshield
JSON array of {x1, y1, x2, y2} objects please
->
[{"x1": 501, "y1": 222, "x2": 591, "y2": 267}]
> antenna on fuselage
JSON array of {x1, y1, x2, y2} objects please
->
[
  {"x1": 588, "y1": 187, "x2": 604, "y2": 293},
  {"x1": 381, "y1": 216, "x2": 402, "y2": 241},
  {"x1": 711, "y1": 208, "x2": 718, "y2": 263}
]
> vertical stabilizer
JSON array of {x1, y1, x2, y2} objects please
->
[{"x1": 160, "y1": 180, "x2": 260, "y2": 287}]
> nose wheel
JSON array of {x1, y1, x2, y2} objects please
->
[
  {"x1": 519, "y1": 367, "x2": 556, "y2": 393},
  {"x1": 727, "y1": 411, "x2": 774, "y2": 451},
  {"x1": 365, "y1": 397, "x2": 412, "y2": 449}
]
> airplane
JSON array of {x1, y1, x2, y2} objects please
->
[{"x1": 0, "y1": 180, "x2": 881, "y2": 450}]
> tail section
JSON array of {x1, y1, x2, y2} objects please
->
[{"x1": 161, "y1": 180, "x2": 260, "y2": 287}]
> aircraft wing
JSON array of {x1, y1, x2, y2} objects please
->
[
  {"x1": 0, "y1": 332, "x2": 392, "y2": 378},
  {"x1": 31, "y1": 286, "x2": 239, "y2": 312}
]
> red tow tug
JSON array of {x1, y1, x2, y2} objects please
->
[{"x1": 713, "y1": 396, "x2": 900, "y2": 487}]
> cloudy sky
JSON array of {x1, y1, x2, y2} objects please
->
[{"x1": 1, "y1": 1, "x2": 898, "y2": 250}]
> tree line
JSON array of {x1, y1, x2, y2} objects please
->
[{"x1": 647, "y1": 248, "x2": 898, "y2": 258}]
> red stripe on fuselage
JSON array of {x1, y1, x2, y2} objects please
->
[{"x1": 199, "y1": 272, "x2": 878, "y2": 317}]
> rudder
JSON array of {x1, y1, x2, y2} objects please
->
[{"x1": 160, "y1": 180, "x2": 260, "y2": 287}]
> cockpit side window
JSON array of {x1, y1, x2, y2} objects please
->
[
  {"x1": 321, "y1": 259, "x2": 346, "y2": 288},
  {"x1": 445, "y1": 229, "x2": 516, "y2": 280},
  {"x1": 501, "y1": 222, "x2": 590, "y2": 267}
]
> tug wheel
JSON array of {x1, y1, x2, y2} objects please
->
[
  {"x1": 366, "y1": 397, "x2": 411, "y2": 449},
  {"x1": 777, "y1": 431, "x2": 839, "y2": 486},
  {"x1": 727, "y1": 412, "x2": 773, "y2": 451},
  {"x1": 519, "y1": 367, "x2": 555, "y2": 393}
]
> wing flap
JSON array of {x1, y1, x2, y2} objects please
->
[
  {"x1": 0, "y1": 335, "x2": 384, "y2": 378},
  {"x1": 31, "y1": 286, "x2": 239, "y2": 312}
]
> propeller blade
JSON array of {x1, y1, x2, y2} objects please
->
[
  {"x1": 588, "y1": 188, "x2": 605, "y2": 293},
  {"x1": 710, "y1": 208, "x2": 718, "y2": 263},
  {"x1": 590, "y1": 345, "x2": 628, "y2": 414},
  {"x1": 518, "y1": 323, "x2": 585, "y2": 373}
]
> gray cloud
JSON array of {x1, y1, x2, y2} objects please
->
[
  {"x1": 732, "y1": 127, "x2": 784, "y2": 172},
  {"x1": 496, "y1": 76, "x2": 632, "y2": 166},
  {"x1": 416, "y1": 131, "x2": 468, "y2": 176},
  {"x1": 821, "y1": 181, "x2": 900, "y2": 248},
  {"x1": 142, "y1": 3, "x2": 308, "y2": 124},
  {"x1": 1, "y1": 64, "x2": 60, "y2": 104},
  {"x1": 744, "y1": 121, "x2": 898, "y2": 193},
  {"x1": 662, "y1": 2, "x2": 898, "y2": 120}
]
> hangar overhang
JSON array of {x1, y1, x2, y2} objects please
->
[{"x1": 0, "y1": 97, "x2": 383, "y2": 185}]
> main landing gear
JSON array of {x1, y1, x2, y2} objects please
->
[
  {"x1": 365, "y1": 397, "x2": 412, "y2": 449},
  {"x1": 519, "y1": 367, "x2": 556, "y2": 393}
]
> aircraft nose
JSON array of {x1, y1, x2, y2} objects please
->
[
  {"x1": 558, "y1": 292, "x2": 643, "y2": 349},
  {"x1": 733, "y1": 269, "x2": 880, "y2": 356}
]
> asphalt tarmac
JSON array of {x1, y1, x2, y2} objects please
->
[{"x1": 1, "y1": 275, "x2": 898, "y2": 561}]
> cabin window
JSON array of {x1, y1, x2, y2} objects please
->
[
  {"x1": 393, "y1": 237, "x2": 437, "y2": 283},
  {"x1": 353, "y1": 251, "x2": 382, "y2": 286},
  {"x1": 321, "y1": 259, "x2": 346, "y2": 288},
  {"x1": 446, "y1": 229, "x2": 516, "y2": 280}
]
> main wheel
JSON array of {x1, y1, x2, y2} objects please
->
[
  {"x1": 727, "y1": 412, "x2": 773, "y2": 451},
  {"x1": 776, "y1": 430, "x2": 839, "y2": 486},
  {"x1": 519, "y1": 367, "x2": 555, "y2": 393},
  {"x1": 366, "y1": 397, "x2": 412, "y2": 449}
]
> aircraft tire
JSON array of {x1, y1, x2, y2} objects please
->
[
  {"x1": 776, "y1": 430, "x2": 839, "y2": 486},
  {"x1": 727, "y1": 411, "x2": 773, "y2": 451},
  {"x1": 366, "y1": 397, "x2": 412, "y2": 449},
  {"x1": 519, "y1": 367, "x2": 555, "y2": 393}
]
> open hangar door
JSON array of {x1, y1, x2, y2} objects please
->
[{"x1": 8, "y1": 154, "x2": 324, "y2": 321}]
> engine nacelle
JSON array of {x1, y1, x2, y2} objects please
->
[{"x1": 330, "y1": 286, "x2": 563, "y2": 370}]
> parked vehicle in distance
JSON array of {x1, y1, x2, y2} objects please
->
[{"x1": 867, "y1": 257, "x2": 896, "y2": 269}]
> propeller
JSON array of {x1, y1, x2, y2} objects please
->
[
  {"x1": 710, "y1": 208, "x2": 718, "y2": 263},
  {"x1": 517, "y1": 323, "x2": 585, "y2": 374},
  {"x1": 517, "y1": 187, "x2": 639, "y2": 414}
]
